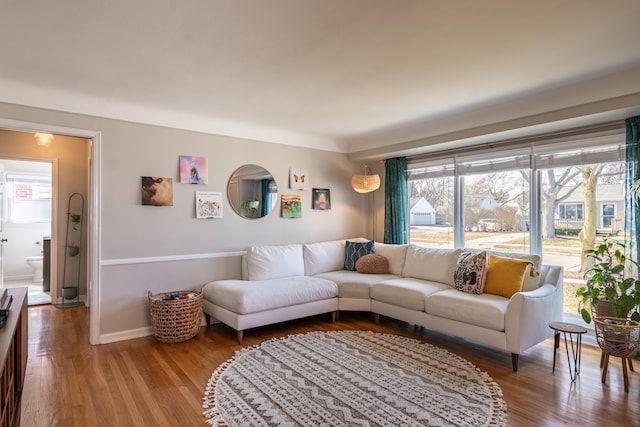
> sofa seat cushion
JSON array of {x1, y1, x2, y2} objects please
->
[
  {"x1": 202, "y1": 276, "x2": 338, "y2": 315},
  {"x1": 371, "y1": 279, "x2": 451, "y2": 311},
  {"x1": 314, "y1": 271, "x2": 399, "y2": 299},
  {"x1": 425, "y1": 289, "x2": 509, "y2": 331}
]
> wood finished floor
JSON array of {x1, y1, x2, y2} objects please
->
[{"x1": 20, "y1": 305, "x2": 640, "y2": 427}]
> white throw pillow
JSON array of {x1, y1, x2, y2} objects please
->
[
  {"x1": 303, "y1": 240, "x2": 346, "y2": 276},
  {"x1": 373, "y1": 242, "x2": 408, "y2": 276},
  {"x1": 402, "y1": 245, "x2": 462, "y2": 286},
  {"x1": 246, "y1": 244, "x2": 304, "y2": 281}
]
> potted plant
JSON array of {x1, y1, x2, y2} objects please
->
[
  {"x1": 69, "y1": 213, "x2": 81, "y2": 230},
  {"x1": 576, "y1": 238, "x2": 640, "y2": 324},
  {"x1": 66, "y1": 242, "x2": 80, "y2": 256},
  {"x1": 241, "y1": 199, "x2": 259, "y2": 215}
]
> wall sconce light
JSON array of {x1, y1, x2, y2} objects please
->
[
  {"x1": 34, "y1": 133, "x2": 54, "y2": 147},
  {"x1": 351, "y1": 165, "x2": 380, "y2": 193}
]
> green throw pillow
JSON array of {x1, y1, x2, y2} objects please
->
[{"x1": 344, "y1": 240, "x2": 374, "y2": 271}]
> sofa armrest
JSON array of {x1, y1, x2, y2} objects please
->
[{"x1": 504, "y1": 267, "x2": 564, "y2": 354}]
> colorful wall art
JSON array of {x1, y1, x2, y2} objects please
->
[
  {"x1": 179, "y1": 155, "x2": 208, "y2": 184},
  {"x1": 141, "y1": 177, "x2": 174, "y2": 206},
  {"x1": 312, "y1": 188, "x2": 331, "y2": 210},
  {"x1": 195, "y1": 191, "x2": 223, "y2": 218},
  {"x1": 281, "y1": 194, "x2": 302, "y2": 218}
]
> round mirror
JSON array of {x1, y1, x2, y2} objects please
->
[{"x1": 227, "y1": 164, "x2": 278, "y2": 219}]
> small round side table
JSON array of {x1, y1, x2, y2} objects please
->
[{"x1": 549, "y1": 322, "x2": 588, "y2": 382}]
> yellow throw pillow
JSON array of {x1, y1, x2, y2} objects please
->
[{"x1": 483, "y1": 255, "x2": 532, "y2": 298}]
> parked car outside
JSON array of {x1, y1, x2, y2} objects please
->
[{"x1": 477, "y1": 218, "x2": 501, "y2": 232}]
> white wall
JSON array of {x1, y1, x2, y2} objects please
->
[{"x1": 0, "y1": 102, "x2": 368, "y2": 342}]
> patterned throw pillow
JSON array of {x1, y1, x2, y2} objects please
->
[
  {"x1": 344, "y1": 240, "x2": 374, "y2": 271},
  {"x1": 453, "y1": 250, "x2": 488, "y2": 295},
  {"x1": 355, "y1": 253, "x2": 390, "y2": 274}
]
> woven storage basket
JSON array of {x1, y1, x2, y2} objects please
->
[
  {"x1": 148, "y1": 290, "x2": 203, "y2": 343},
  {"x1": 594, "y1": 316, "x2": 640, "y2": 358}
]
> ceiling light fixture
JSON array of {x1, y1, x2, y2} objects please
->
[
  {"x1": 34, "y1": 133, "x2": 54, "y2": 147},
  {"x1": 351, "y1": 165, "x2": 380, "y2": 193}
]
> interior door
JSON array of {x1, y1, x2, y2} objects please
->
[{"x1": 0, "y1": 168, "x2": 5, "y2": 289}]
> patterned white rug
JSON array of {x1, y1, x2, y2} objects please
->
[{"x1": 202, "y1": 331, "x2": 507, "y2": 426}]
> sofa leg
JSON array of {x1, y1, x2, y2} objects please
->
[
  {"x1": 512, "y1": 353, "x2": 519, "y2": 372},
  {"x1": 205, "y1": 313, "x2": 211, "y2": 327},
  {"x1": 237, "y1": 330, "x2": 244, "y2": 345},
  {"x1": 373, "y1": 313, "x2": 380, "y2": 324},
  {"x1": 332, "y1": 311, "x2": 338, "y2": 323}
]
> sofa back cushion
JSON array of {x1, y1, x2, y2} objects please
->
[
  {"x1": 303, "y1": 240, "x2": 346, "y2": 276},
  {"x1": 246, "y1": 244, "x2": 304, "y2": 281},
  {"x1": 373, "y1": 242, "x2": 408, "y2": 275},
  {"x1": 402, "y1": 245, "x2": 462, "y2": 286}
]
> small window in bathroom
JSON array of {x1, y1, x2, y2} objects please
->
[{"x1": 4, "y1": 174, "x2": 52, "y2": 224}]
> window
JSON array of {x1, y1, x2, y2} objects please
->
[
  {"x1": 4, "y1": 174, "x2": 52, "y2": 224},
  {"x1": 601, "y1": 203, "x2": 615, "y2": 228},
  {"x1": 558, "y1": 204, "x2": 584, "y2": 220},
  {"x1": 407, "y1": 126, "x2": 627, "y2": 320}
]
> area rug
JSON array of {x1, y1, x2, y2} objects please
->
[{"x1": 202, "y1": 331, "x2": 507, "y2": 426}]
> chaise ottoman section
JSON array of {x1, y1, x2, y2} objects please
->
[{"x1": 202, "y1": 276, "x2": 338, "y2": 343}]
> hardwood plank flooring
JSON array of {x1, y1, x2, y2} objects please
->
[{"x1": 20, "y1": 305, "x2": 640, "y2": 426}]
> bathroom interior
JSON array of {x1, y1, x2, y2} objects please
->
[{"x1": 1, "y1": 158, "x2": 52, "y2": 305}]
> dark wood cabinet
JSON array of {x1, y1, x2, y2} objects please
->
[{"x1": 0, "y1": 288, "x2": 27, "y2": 427}]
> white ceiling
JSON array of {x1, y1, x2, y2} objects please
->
[{"x1": 1, "y1": 1, "x2": 640, "y2": 158}]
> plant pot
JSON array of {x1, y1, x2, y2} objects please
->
[
  {"x1": 596, "y1": 299, "x2": 631, "y2": 319},
  {"x1": 66, "y1": 246, "x2": 80, "y2": 256},
  {"x1": 62, "y1": 287, "x2": 78, "y2": 300}
]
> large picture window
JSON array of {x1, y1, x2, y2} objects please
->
[{"x1": 408, "y1": 129, "x2": 626, "y2": 320}]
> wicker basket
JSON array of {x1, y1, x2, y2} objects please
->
[
  {"x1": 594, "y1": 316, "x2": 640, "y2": 358},
  {"x1": 148, "y1": 290, "x2": 203, "y2": 343}
]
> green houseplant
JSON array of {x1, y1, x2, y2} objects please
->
[
  {"x1": 241, "y1": 199, "x2": 259, "y2": 215},
  {"x1": 576, "y1": 238, "x2": 640, "y2": 324}
]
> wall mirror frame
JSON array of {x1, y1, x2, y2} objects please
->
[{"x1": 227, "y1": 164, "x2": 278, "y2": 219}]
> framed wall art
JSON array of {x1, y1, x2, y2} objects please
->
[
  {"x1": 141, "y1": 177, "x2": 173, "y2": 206},
  {"x1": 196, "y1": 191, "x2": 223, "y2": 218},
  {"x1": 312, "y1": 188, "x2": 331, "y2": 210},
  {"x1": 179, "y1": 155, "x2": 208, "y2": 184}
]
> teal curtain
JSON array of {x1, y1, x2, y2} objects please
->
[
  {"x1": 384, "y1": 157, "x2": 408, "y2": 244},
  {"x1": 625, "y1": 116, "x2": 640, "y2": 262},
  {"x1": 625, "y1": 116, "x2": 640, "y2": 360},
  {"x1": 261, "y1": 179, "x2": 270, "y2": 216}
]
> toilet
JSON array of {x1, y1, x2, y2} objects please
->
[{"x1": 26, "y1": 256, "x2": 44, "y2": 283}]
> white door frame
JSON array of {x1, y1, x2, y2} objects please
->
[{"x1": 0, "y1": 118, "x2": 101, "y2": 345}]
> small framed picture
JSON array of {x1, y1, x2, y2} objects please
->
[
  {"x1": 289, "y1": 168, "x2": 308, "y2": 190},
  {"x1": 141, "y1": 177, "x2": 173, "y2": 206},
  {"x1": 179, "y1": 155, "x2": 208, "y2": 184},
  {"x1": 195, "y1": 191, "x2": 223, "y2": 219},
  {"x1": 312, "y1": 188, "x2": 331, "y2": 210},
  {"x1": 281, "y1": 194, "x2": 302, "y2": 218}
]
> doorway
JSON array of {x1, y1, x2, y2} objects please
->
[{"x1": 0, "y1": 158, "x2": 53, "y2": 305}]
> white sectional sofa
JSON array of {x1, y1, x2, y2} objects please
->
[{"x1": 202, "y1": 239, "x2": 564, "y2": 371}]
